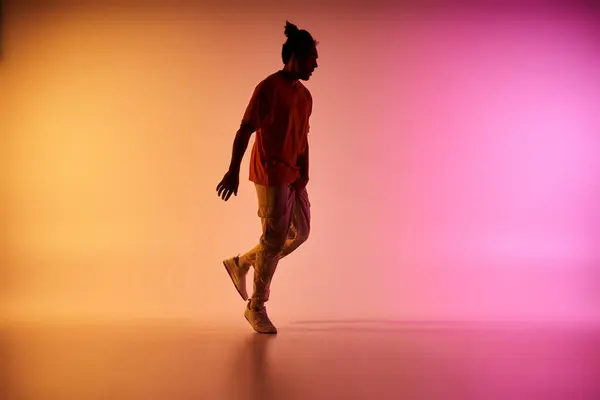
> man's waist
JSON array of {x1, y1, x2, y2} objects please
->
[{"x1": 264, "y1": 157, "x2": 300, "y2": 169}]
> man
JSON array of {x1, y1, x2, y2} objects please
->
[{"x1": 216, "y1": 21, "x2": 319, "y2": 334}]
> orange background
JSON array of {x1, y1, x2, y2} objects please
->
[{"x1": 2, "y1": 0, "x2": 599, "y2": 324}]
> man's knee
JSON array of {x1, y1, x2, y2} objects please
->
[
  {"x1": 295, "y1": 226, "x2": 310, "y2": 246},
  {"x1": 262, "y1": 235, "x2": 287, "y2": 254}
]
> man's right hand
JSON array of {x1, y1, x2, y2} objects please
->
[{"x1": 216, "y1": 169, "x2": 240, "y2": 201}]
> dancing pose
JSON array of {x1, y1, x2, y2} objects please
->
[{"x1": 216, "y1": 21, "x2": 319, "y2": 334}]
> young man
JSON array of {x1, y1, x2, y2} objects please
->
[{"x1": 216, "y1": 21, "x2": 319, "y2": 334}]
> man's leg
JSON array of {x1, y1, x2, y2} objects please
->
[
  {"x1": 279, "y1": 186, "x2": 311, "y2": 259},
  {"x1": 224, "y1": 184, "x2": 293, "y2": 301},
  {"x1": 250, "y1": 184, "x2": 294, "y2": 303},
  {"x1": 239, "y1": 185, "x2": 310, "y2": 267},
  {"x1": 244, "y1": 184, "x2": 294, "y2": 333},
  {"x1": 225, "y1": 185, "x2": 310, "y2": 309}
]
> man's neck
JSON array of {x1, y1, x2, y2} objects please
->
[{"x1": 280, "y1": 68, "x2": 299, "y2": 85}]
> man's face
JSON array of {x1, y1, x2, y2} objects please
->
[{"x1": 294, "y1": 46, "x2": 319, "y2": 81}]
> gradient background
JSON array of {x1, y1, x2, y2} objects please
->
[{"x1": 2, "y1": 0, "x2": 599, "y2": 325}]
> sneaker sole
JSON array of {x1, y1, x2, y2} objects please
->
[{"x1": 223, "y1": 260, "x2": 248, "y2": 301}]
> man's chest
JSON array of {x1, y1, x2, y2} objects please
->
[{"x1": 273, "y1": 87, "x2": 310, "y2": 121}]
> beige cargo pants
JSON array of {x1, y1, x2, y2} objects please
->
[{"x1": 239, "y1": 183, "x2": 311, "y2": 305}]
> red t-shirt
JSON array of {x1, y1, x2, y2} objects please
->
[{"x1": 242, "y1": 71, "x2": 312, "y2": 186}]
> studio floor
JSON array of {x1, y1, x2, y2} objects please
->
[{"x1": 2, "y1": 320, "x2": 599, "y2": 400}]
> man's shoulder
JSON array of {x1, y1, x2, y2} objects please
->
[
  {"x1": 258, "y1": 71, "x2": 281, "y2": 87},
  {"x1": 255, "y1": 72, "x2": 312, "y2": 102}
]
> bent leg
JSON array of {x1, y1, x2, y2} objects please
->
[
  {"x1": 279, "y1": 186, "x2": 311, "y2": 260},
  {"x1": 248, "y1": 184, "x2": 295, "y2": 305},
  {"x1": 240, "y1": 185, "x2": 310, "y2": 267}
]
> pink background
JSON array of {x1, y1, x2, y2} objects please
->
[{"x1": 2, "y1": 0, "x2": 599, "y2": 324}]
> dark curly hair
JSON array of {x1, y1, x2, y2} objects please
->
[{"x1": 281, "y1": 21, "x2": 318, "y2": 64}]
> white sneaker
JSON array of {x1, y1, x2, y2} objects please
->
[
  {"x1": 223, "y1": 256, "x2": 249, "y2": 300},
  {"x1": 244, "y1": 300, "x2": 277, "y2": 334}
]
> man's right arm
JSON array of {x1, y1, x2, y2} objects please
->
[
  {"x1": 228, "y1": 79, "x2": 272, "y2": 174},
  {"x1": 227, "y1": 124, "x2": 255, "y2": 174}
]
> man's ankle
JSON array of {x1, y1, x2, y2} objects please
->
[
  {"x1": 249, "y1": 299, "x2": 264, "y2": 309},
  {"x1": 238, "y1": 255, "x2": 251, "y2": 270}
]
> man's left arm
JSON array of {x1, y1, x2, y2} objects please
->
[
  {"x1": 297, "y1": 91, "x2": 311, "y2": 188},
  {"x1": 298, "y1": 143, "x2": 309, "y2": 185}
]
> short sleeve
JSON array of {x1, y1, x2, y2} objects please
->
[{"x1": 241, "y1": 80, "x2": 274, "y2": 131}]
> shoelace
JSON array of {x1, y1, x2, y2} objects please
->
[{"x1": 251, "y1": 307, "x2": 271, "y2": 325}]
